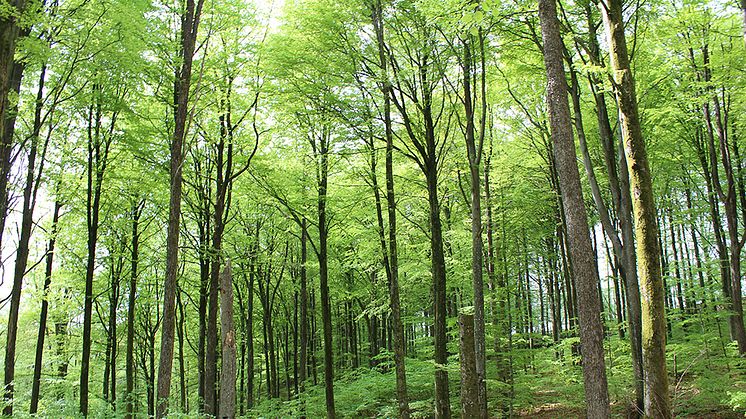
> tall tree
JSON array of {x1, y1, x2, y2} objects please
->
[
  {"x1": 80, "y1": 81, "x2": 120, "y2": 415},
  {"x1": 369, "y1": 1, "x2": 409, "y2": 416},
  {"x1": 538, "y1": 0, "x2": 610, "y2": 417},
  {"x1": 155, "y1": 0, "x2": 205, "y2": 416},
  {"x1": 29, "y1": 199, "x2": 62, "y2": 414},
  {"x1": 600, "y1": 0, "x2": 671, "y2": 415},
  {"x1": 0, "y1": 0, "x2": 27, "y2": 253},
  {"x1": 219, "y1": 260, "x2": 237, "y2": 418}
]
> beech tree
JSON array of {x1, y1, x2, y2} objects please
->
[{"x1": 2, "y1": 0, "x2": 745, "y2": 417}]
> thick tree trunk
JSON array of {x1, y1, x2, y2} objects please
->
[
  {"x1": 539, "y1": 0, "x2": 610, "y2": 417},
  {"x1": 220, "y1": 261, "x2": 237, "y2": 418},
  {"x1": 601, "y1": 0, "x2": 671, "y2": 415},
  {"x1": 205, "y1": 226, "x2": 225, "y2": 414},
  {"x1": 0, "y1": 0, "x2": 27, "y2": 254},
  {"x1": 426, "y1": 163, "x2": 451, "y2": 419}
]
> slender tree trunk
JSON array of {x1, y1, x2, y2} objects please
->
[
  {"x1": 5, "y1": 61, "x2": 46, "y2": 416},
  {"x1": 298, "y1": 219, "x2": 308, "y2": 413},
  {"x1": 247, "y1": 231, "x2": 257, "y2": 409},
  {"x1": 460, "y1": 31, "x2": 488, "y2": 419},
  {"x1": 601, "y1": 0, "x2": 671, "y2": 415},
  {"x1": 156, "y1": 2, "x2": 205, "y2": 415},
  {"x1": 29, "y1": 200, "x2": 62, "y2": 414},
  {"x1": 539, "y1": 0, "x2": 610, "y2": 417},
  {"x1": 177, "y1": 290, "x2": 187, "y2": 413},
  {"x1": 81, "y1": 84, "x2": 115, "y2": 416},
  {"x1": 369, "y1": 2, "x2": 409, "y2": 416},
  {"x1": 220, "y1": 261, "x2": 237, "y2": 418},
  {"x1": 126, "y1": 200, "x2": 144, "y2": 419},
  {"x1": 316, "y1": 133, "x2": 336, "y2": 418}
]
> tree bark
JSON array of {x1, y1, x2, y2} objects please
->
[
  {"x1": 126, "y1": 200, "x2": 144, "y2": 419},
  {"x1": 29, "y1": 200, "x2": 62, "y2": 414},
  {"x1": 539, "y1": 0, "x2": 610, "y2": 417},
  {"x1": 4, "y1": 61, "x2": 47, "y2": 416},
  {"x1": 460, "y1": 30, "x2": 488, "y2": 419},
  {"x1": 459, "y1": 313, "x2": 479, "y2": 418},
  {"x1": 156, "y1": 1, "x2": 204, "y2": 416},
  {"x1": 80, "y1": 82, "x2": 118, "y2": 416},
  {"x1": 369, "y1": 2, "x2": 410, "y2": 416},
  {"x1": 220, "y1": 260, "x2": 237, "y2": 418},
  {"x1": 601, "y1": 0, "x2": 671, "y2": 415},
  {"x1": 0, "y1": 0, "x2": 27, "y2": 255},
  {"x1": 316, "y1": 130, "x2": 336, "y2": 418}
]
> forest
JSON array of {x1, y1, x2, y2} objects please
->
[{"x1": 0, "y1": 0, "x2": 745, "y2": 417}]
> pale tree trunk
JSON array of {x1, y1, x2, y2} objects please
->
[
  {"x1": 220, "y1": 260, "x2": 237, "y2": 418},
  {"x1": 538, "y1": 0, "x2": 610, "y2": 417},
  {"x1": 601, "y1": 0, "x2": 671, "y2": 416}
]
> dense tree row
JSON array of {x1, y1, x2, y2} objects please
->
[{"x1": 0, "y1": 0, "x2": 745, "y2": 417}]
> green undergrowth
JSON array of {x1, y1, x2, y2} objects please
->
[{"x1": 245, "y1": 328, "x2": 746, "y2": 418}]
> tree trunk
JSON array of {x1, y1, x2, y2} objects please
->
[
  {"x1": 156, "y1": 2, "x2": 205, "y2": 415},
  {"x1": 426, "y1": 161, "x2": 451, "y2": 419},
  {"x1": 220, "y1": 261, "x2": 237, "y2": 418},
  {"x1": 29, "y1": 200, "x2": 62, "y2": 414},
  {"x1": 539, "y1": 0, "x2": 610, "y2": 417},
  {"x1": 81, "y1": 84, "x2": 114, "y2": 416},
  {"x1": 298, "y1": 219, "x2": 308, "y2": 413},
  {"x1": 460, "y1": 30, "x2": 488, "y2": 419},
  {"x1": 459, "y1": 313, "x2": 479, "y2": 418},
  {"x1": 5, "y1": 61, "x2": 46, "y2": 415},
  {"x1": 368, "y1": 2, "x2": 410, "y2": 415},
  {"x1": 0, "y1": 0, "x2": 27, "y2": 255},
  {"x1": 601, "y1": 0, "x2": 671, "y2": 415},
  {"x1": 317, "y1": 133, "x2": 336, "y2": 418},
  {"x1": 126, "y1": 200, "x2": 144, "y2": 419}
]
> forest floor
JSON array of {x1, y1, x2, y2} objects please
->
[{"x1": 251, "y1": 328, "x2": 746, "y2": 418}]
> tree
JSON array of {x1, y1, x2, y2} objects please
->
[
  {"x1": 538, "y1": 0, "x2": 610, "y2": 416},
  {"x1": 600, "y1": 0, "x2": 671, "y2": 415},
  {"x1": 0, "y1": 0, "x2": 27, "y2": 255},
  {"x1": 155, "y1": 1, "x2": 205, "y2": 416}
]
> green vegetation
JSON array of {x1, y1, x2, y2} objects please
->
[{"x1": 0, "y1": 0, "x2": 745, "y2": 417}]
